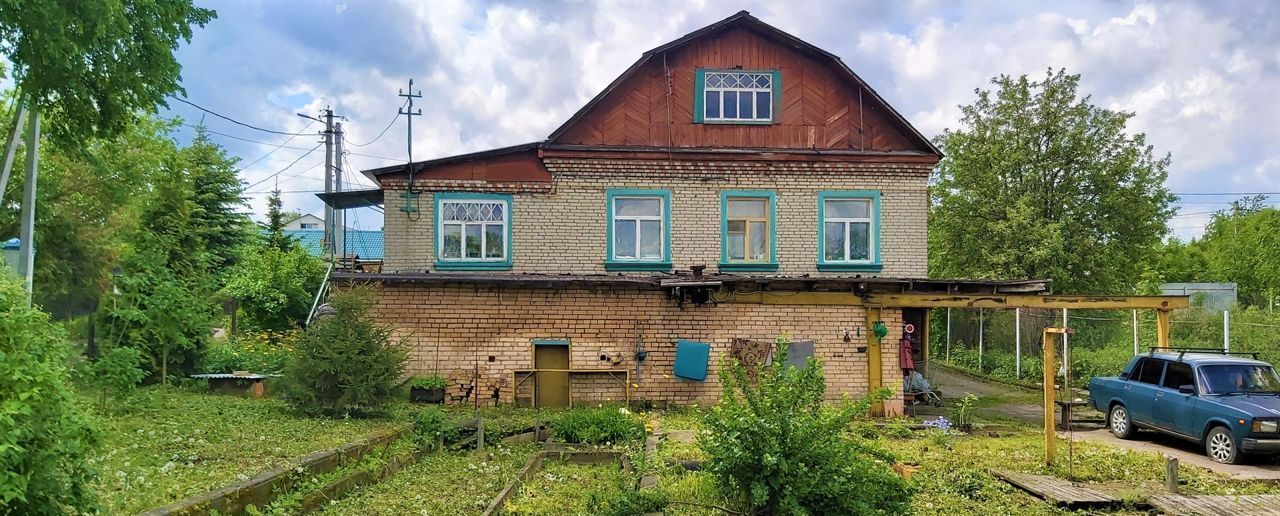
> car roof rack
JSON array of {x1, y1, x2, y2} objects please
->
[{"x1": 1146, "y1": 347, "x2": 1260, "y2": 361}]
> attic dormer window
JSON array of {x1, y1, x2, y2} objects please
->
[{"x1": 695, "y1": 69, "x2": 780, "y2": 124}]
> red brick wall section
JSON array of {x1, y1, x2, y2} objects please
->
[{"x1": 370, "y1": 282, "x2": 904, "y2": 414}]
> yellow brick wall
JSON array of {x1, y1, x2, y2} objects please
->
[
  {"x1": 370, "y1": 282, "x2": 905, "y2": 413},
  {"x1": 381, "y1": 158, "x2": 929, "y2": 277}
]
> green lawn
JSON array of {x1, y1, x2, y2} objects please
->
[{"x1": 88, "y1": 387, "x2": 402, "y2": 514}]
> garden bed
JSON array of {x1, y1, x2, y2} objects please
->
[
  {"x1": 89, "y1": 387, "x2": 401, "y2": 514},
  {"x1": 501, "y1": 458, "x2": 632, "y2": 515},
  {"x1": 312, "y1": 444, "x2": 541, "y2": 515}
]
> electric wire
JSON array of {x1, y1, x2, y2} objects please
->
[
  {"x1": 345, "y1": 99, "x2": 408, "y2": 147},
  {"x1": 238, "y1": 119, "x2": 317, "y2": 171},
  {"x1": 168, "y1": 96, "x2": 312, "y2": 136},
  {"x1": 243, "y1": 143, "x2": 323, "y2": 191}
]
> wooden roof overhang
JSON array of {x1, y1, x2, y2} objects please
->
[
  {"x1": 365, "y1": 142, "x2": 552, "y2": 186},
  {"x1": 333, "y1": 271, "x2": 1188, "y2": 311},
  {"x1": 539, "y1": 144, "x2": 939, "y2": 164}
]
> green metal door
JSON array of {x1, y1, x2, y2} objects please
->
[{"x1": 534, "y1": 343, "x2": 570, "y2": 408}]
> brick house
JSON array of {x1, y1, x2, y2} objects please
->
[{"x1": 328, "y1": 11, "x2": 1048, "y2": 414}]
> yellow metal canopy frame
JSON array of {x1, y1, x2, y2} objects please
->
[{"x1": 726, "y1": 292, "x2": 1189, "y2": 416}]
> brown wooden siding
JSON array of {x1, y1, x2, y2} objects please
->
[{"x1": 554, "y1": 27, "x2": 925, "y2": 152}]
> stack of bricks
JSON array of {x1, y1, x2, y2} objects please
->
[
  {"x1": 368, "y1": 282, "x2": 905, "y2": 414},
  {"x1": 442, "y1": 368, "x2": 509, "y2": 406}
]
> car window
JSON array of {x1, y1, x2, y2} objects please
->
[
  {"x1": 1162, "y1": 362, "x2": 1194, "y2": 390},
  {"x1": 1135, "y1": 358, "x2": 1165, "y2": 384},
  {"x1": 1200, "y1": 364, "x2": 1280, "y2": 394}
]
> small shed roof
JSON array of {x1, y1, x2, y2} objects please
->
[{"x1": 283, "y1": 229, "x2": 384, "y2": 260}]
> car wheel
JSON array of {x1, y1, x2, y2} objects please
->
[
  {"x1": 1109, "y1": 404, "x2": 1135, "y2": 439},
  {"x1": 1206, "y1": 426, "x2": 1240, "y2": 464}
]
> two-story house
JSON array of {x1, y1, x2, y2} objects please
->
[{"x1": 328, "y1": 11, "x2": 1047, "y2": 414}]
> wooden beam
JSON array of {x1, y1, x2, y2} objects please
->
[
  {"x1": 867, "y1": 307, "x2": 883, "y2": 417},
  {"x1": 1156, "y1": 309, "x2": 1172, "y2": 350},
  {"x1": 727, "y1": 291, "x2": 1189, "y2": 310}
]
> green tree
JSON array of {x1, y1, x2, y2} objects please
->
[
  {"x1": 0, "y1": 0, "x2": 215, "y2": 142},
  {"x1": 98, "y1": 166, "x2": 216, "y2": 381},
  {"x1": 264, "y1": 189, "x2": 296, "y2": 253},
  {"x1": 223, "y1": 189, "x2": 322, "y2": 331},
  {"x1": 283, "y1": 286, "x2": 407, "y2": 417},
  {"x1": 701, "y1": 337, "x2": 907, "y2": 514},
  {"x1": 183, "y1": 126, "x2": 252, "y2": 280},
  {"x1": 1194, "y1": 199, "x2": 1280, "y2": 305},
  {"x1": 0, "y1": 272, "x2": 99, "y2": 513},
  {"x1": 930, "y1": 69, "x2": 1175, "y2": 294},
  {"x1": 0, "y1": 114, "x2": 183, "y2": 318}
]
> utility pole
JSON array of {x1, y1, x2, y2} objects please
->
[
  {"x1": 333, "y1": 122, "x2": 345, "y2": 258},
  {"x1": 0, "y1": 103, "x2": 29, "y2": 197},
  {"x1": 17, "y1": 108, "x2": 39, "y2": 304},
  {"x1": 322, "y1": 108, "x2": 335, "y2": 259},
  {"x1": 398, "y1": 79, "x2": 422, "y2": 215}
]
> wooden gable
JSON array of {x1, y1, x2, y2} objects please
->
[{"x1": 549, "y1": 12, "x2": 938, "y2": 156}]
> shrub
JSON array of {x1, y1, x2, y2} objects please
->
[
  {"x1": 552, "y1": 406, "x2": 645, "y2": 444},
  {"x1": 91, "y1": 346, "x2": 147, "y2": 411},
  {"x1": 200, "y1": 330, "x2": 297, "y2": 374},
  {"x1": 281, "y1": 286, "x2": 408, "y2": 417},
  {"x1": 701, "y1": 336, "x2": 911, "y2": 515},
  {"x1": 586, "y1": 488, "x2": 669, "y2": 516},
  {"x1": 407, "y1": 375, "x2": 447, "y2": 390},
  {"x1": 411, "y1": 407, "x2": 458, "y2": 451},
  {"x1": 0, "y1": 274, "x2": 99, "y2": 513},
  {"x1": 951, "y1": 393, "x2": 978, "y2": 430}
]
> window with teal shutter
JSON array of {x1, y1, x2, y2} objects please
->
[{"x1": 695, "y1": 69, "x2": 781, "y2": 124}]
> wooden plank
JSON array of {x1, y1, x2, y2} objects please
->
[
  {"x1": 728, "y1": 291, "x2": 1190, "y2": 310},
  {"x1": 1150, "y1": 494, "x2": 1280, "y2": 516},
  {"x1": 992, "y1": 470, "x2": 1116, "y2": 508}
]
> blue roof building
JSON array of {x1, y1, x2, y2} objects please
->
[{"x1": 282, "y1": 229, "x2": 383, "y2": 260}]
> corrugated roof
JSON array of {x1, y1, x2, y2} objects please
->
[{"x1": 282, "y1": 229, "x2": 384, "y2": 260}]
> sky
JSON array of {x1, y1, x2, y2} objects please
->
[{"x1": 159, "y1": 0, "x2": 1280, "y2": 240}]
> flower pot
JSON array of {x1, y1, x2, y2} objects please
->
[{"x1": 410, "y1": 386, "x2": 444, "y2": 403}]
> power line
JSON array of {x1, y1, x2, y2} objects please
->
[
  {"x1": 243, "y1": 143, "x2": 323, "y2": 191},
  {"x1": 168, "y1": 96, "x2": 311, "y2": 136},
  {"x1": 173, "y1": 122, "x2": 403, "y2": 162},
  {"x1": 239, "y1": 119, "x2": 316, "y2": 170},
  {"x1": 346, "y1": 99, "x2": 407, "y2": 147}
]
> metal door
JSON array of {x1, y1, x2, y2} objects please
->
[{"x1": 534, "y1": 344, "x2": 570, "y2": 408}]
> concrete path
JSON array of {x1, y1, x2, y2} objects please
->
[{"x1": 1070, "y1": 429, "x2": 1280, "y2": 481}]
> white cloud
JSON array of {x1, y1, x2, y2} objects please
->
[{"x1": 164, "y1": 1, "x2": 1279, "y2": 239}]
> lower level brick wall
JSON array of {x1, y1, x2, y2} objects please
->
[{"x1": 368, "y1": 282, "x2": 905, "y2": 414}]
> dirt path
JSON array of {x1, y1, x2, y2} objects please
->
[{"x1": 925, "y1": 365, "x2": 1046, "y2": 424}]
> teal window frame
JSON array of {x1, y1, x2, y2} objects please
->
[
  {"x1": 532, "y1": 339, "x2": 569, "y2": 347},
  {"x1": 693, "y1": 69, "x2": 782, "y2": 125},
  {"x1": 719, "y1": 190, "x2": 778, "y2": 272},
  {"x1": 434, "y1": 192, "x2": 514, "y2": 271},
  {"x1": 817, "y1": 190, "x2": 883, "y2": 272},
  {"x1": 605, "y1": 189, "x2": 672, "y2": 272}
]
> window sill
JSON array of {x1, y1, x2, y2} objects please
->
[
  {"x1": 718, "y1": 262, "x2": 779, "y2": 272},
  {"x1": 699, "y1": 119, "x2": 775, "y2": 125},
  {"x1": 604, "y1": 261, "x2": 672, "y2": 272},
  {"x1": 817, "y1": 262, "x2": 883, "y2": 273},
  {"x1": 435, "y1": 261, "x2": 513, "y2": 271}
]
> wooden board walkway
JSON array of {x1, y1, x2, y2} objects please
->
[
  {"x1": 1149, "y1": 494, "x2": 1280, "y2": 515},
  {"x1": 992, "y1": 470, "x2": 1118, "y2": 509}
]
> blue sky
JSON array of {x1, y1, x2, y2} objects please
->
[{"x1": 160, "y1": 0, "x2": 1280, "y2": 240}]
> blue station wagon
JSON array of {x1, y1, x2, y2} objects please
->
[{"x1": 1088, "y1": 350, "x2": 1280, "y2": 464}]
